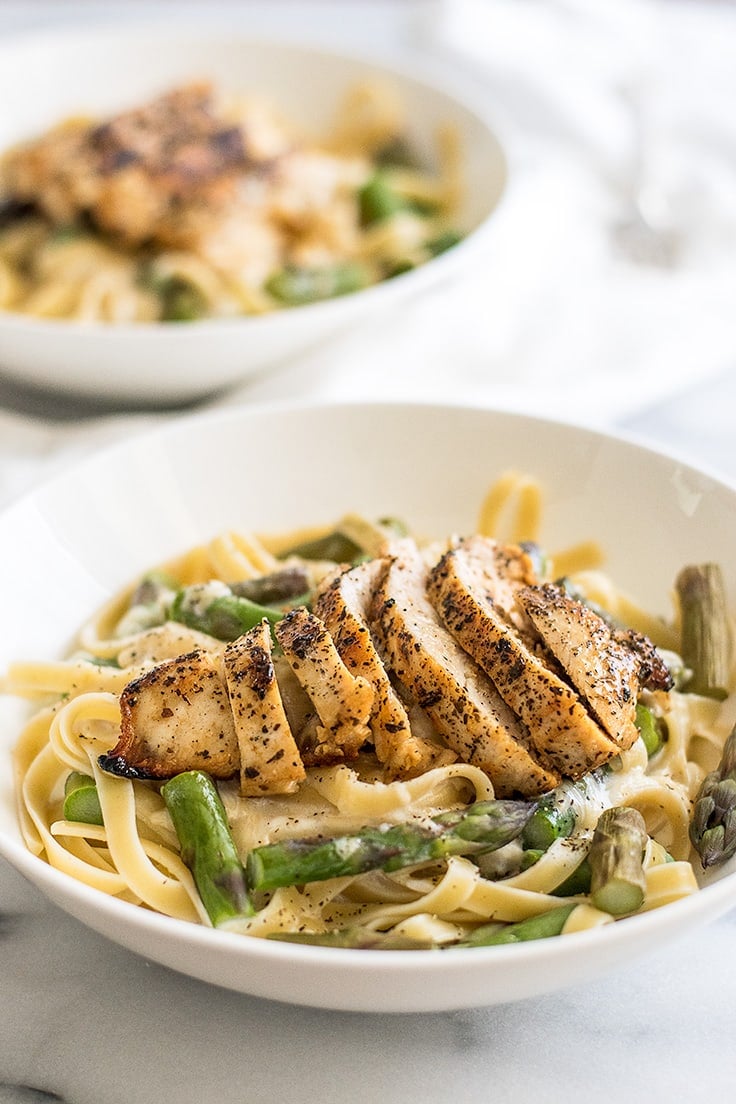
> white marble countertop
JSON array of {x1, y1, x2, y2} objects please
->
[{"x1": 1, "y1": 2, "x2": 736, "y2": 1101}]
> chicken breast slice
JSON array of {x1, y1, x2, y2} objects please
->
[
  {"x1": 274, "y1": 606, "x2": 374, "y2": 764},
  {"x1": 314, "y1": 559, "x2": 456, "y2": 779},
  {"x1": 518, "y1": 583, "x2": 640, "y2": 750},
  {"x1": 99, "y1": 648, "x2": 239, "y2": 779},
  {"x1": 371, "y1": 539, "x2": 559, "y2": 798},
  {"x1": 427, "y1": 539, "x2": 621, "y2": 778},
  {"x1": 223, "y1": 620, "x2": 306, "y2": 797}
]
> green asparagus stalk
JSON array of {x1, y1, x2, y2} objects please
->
[
  {"x1": 689, "y1": 723, "x2": 736, "y2": 868},
  {"x1": 635, "y1": 702, "x2": 666, "y2": 757},
  {"x1": 62, "y1": 771, "x2": 103, "y2": 826},
  {"x1": 459, "y1": 904, "x2": 577, "y2": 947},
  {"x1": 268, "y1": 928, "x2": 431, "y2": 950},
  {"x1": 676, "y1": 563, "x2": 733, "y2": 700},
  {"x1": 170, "y1": 582, "x2": 285, "y2": 641},
  {"x1": 246, "y1": 799, "x2": 537, "y2": 892},
  {"x1": 358, "y1": 172, "x2": 408, "y2": 226},
  {"x1": 278, "y1": 529, "x2": 363, "y2": 563},
  {"x1": 521, "y1": 798, "x2": 576, "y2": 851},
  {"x1": 114, "y1": 571, "x2": 178, "y2": 637},
  {"x1": 588, "y1": 806, "x2": 648, "y2": 915},
  {"x1": 230, "y1": 566, "x2": 310, "y2": 606},
  {"x1": 265, "y1": 262, "x2": 368, "y2": 305},
  {"x1": 161, "y1": 771, "x2": 254, "y2": 927},
  {"x1": 551, "y1": 856, "x2": 592, "y2": 897}
]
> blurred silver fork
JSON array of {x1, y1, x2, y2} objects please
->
[{"x1": 611, "y1": 83, "x2": 682, "y2": 269}]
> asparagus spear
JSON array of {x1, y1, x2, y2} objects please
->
[
  {"x1": 459, "y1": 904, "x2": 577, "y2": 947},
  {"x1": 230, "y1": 566, "x2": 310, "y2": 606},
  {"x1": 62, "y1": 771, "x2": 103, "y2": 826},
  {"x1": 635, "y1": 702, "x2": 666, "y2": 757},
  {"x1": 268, "y1": 928, "x2": 431, "y2": 950},
  {"x1": 246, "y1": 799, "x2": 537, "y2": 891},
  {"x1": 676, "y1": 563, "x2": 733, "y2": 700},
  {"x1": 278, "y1": 529, "x2": 362, "y2": 563},
  {"x1": 161, "y1": 770, "x2": 254, "y2": 927},
  {"x1": 114, "y1": 571, "x2": 178, "y2": 637},
  {"x1": 689, "y1": 723, "x2": 736, "y2": 868},
  {"x1": 521, "y1": 798, "x2": 576, "y2": 851},
  {"x1": 170, "y1": 581, "x2": 285, "y2": 641},
  {"x1": 551, "y1": 857, "x2": 592, "y2": 897},
  {"x1": 358, "y1": 172, "x2": 408, "y2": 226},
  {"x1": 588, "y1": 806, "x2": 648, "y2": 915},
  {"x1": 265, "y1": 262, "x2": 368, "y2": 305},
  {"x1": 268, "y1": 905, "x2": 577, "y2": 950}
]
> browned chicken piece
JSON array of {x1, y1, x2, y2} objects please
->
[
  {"x1": 449, "y1": 536, "x2": 539, "y2": 627},
  {"x1": 314, "y1": 559, "x2": 457, "y2": 779},
  {"x1": 518, "y1": 583, "x2": 641, "y2": 750},
  {"x1": 274, "y1": 606, "x2": 374, "y2": 765},
  {"x1": 615, "y1": 627, "x2": 674, "y2": 692},
  {"x1": 371, "y1": 539, "x2": 559, "y2": 798},
  {"x1": 2, "y1": 83, "x2": 254, "y2": 247},
  {"x1": 99, "y1": 648, "x2": 239, "y2": 779},
  {"x1": 223, "y1": 620, "x2": 306, "y2": 797},
  {"x1": 427, "y1": 538, "x2": 622, "y2": 779}
]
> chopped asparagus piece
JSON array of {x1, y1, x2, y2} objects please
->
[
  {"x1": 521, "y1": 798, "x2": 576, "y2": 851},
  {"x1": 170, "y1": 582, "x2": 284, "y2": 640},
  {"x1": 161, "y1": 771, "x2": 254, "y2": 927},
  {"x1": 551, "y1": 857, "x2": 592, "y2": 897},
  {"x1": 635, "y1": 702, "x2": 666, "y2": 757},
  {"x1": 689, "y1": 723, "x2": 736, "y2": 868},
  {"x1": 589, "y1": 806, "x2": 647, "y2": 915},
  {"x1": 230, "y1": 566, "x2": 310, "y2": 606},
  {"x1": 268, "y1": 928, "x2": 430, "y2": 950},
  {"x1": 246, "y1": 799, "x2": 537, "y2": 891},
  {"x1": 358, "y1": 172, "x2": 407, "y2": 225},
  {"x1": 155, "y1": 276, "x2": 208, "y2": 321},
  {"x1": 676, "y1": 563, "x2": 733, "y2": 700},
  {"x1": 266, "y1": 263, "x2": 367, "y2": 305},
  {"x1": 425, "y1": 229, "x2": 462, "y2": 256},
  {"x1": 279, "y1": 529, "x2": 363, "y2": 564},
  {"x1": 460, "y1": 904, "x2": 576, "y2": 947},
  {"x1": 62, "y1": 771, "x2": 103, "y2": 826},
  {"x1": 114, "y1": 571, "x2": 178, "y2": 638}
]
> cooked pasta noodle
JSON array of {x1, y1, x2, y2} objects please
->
[{"x1": 4, "y1": 477, "x2": 732, "y2": 950}]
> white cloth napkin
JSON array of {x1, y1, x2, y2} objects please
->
[
  {"x1": 1, "y1": 0, "x2": 735, "y2": 508},
  {"x1": 251, "y1": 0, "x2": 735, "y2": 419}
]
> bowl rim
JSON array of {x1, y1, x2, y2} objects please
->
[{"x1": 0, "y1": 21, "x2": 509, "y2": 339}]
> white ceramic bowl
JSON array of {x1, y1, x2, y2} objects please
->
[
  {"x1": 0, "y1": 26, "x2": 506, "y2": 404},
  {"x1": 1, "y1": 400, "x2": 735, "y2": 1012}
]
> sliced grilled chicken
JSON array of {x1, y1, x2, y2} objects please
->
[
  {"x1": 518, "y1": 583, "x2": 640, "y2": 750},
  {"x1": 427, "y1": 539, "x2": 621, "y2": 778},
  {"x1": 100, "y1": 648, "x2": 238, "y2": 779},
  {"x1": 314, "y1": 559, "x2": 456, "y2": 778},
  {"x1": 615, "y1": 627, "x2": 674, "y2": 692},
  {"x1": 223, "y1": 620, "x2": 306, "y2": 796},
  {"x1": 274, "y1": 606, "x2": 374, "y2": 765},
  {"x1": 371, "y1": 539, "x2": 559, "y2": 798}
]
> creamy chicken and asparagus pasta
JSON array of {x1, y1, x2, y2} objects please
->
[
  {"x1": 6, "y1": 475, "x2": 736, "y2": 950},
  {"x1": 0, "y1": 80, "x2": 462, "y2": 323}
]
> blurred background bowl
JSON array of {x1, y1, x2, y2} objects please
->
[{"x1": 0, "y1": 25, "x2": 507, "y2": 405}]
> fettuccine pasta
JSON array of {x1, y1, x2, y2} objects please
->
[{"x1": 5, "y1": 475, "x2": 733, "y2": 950}]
